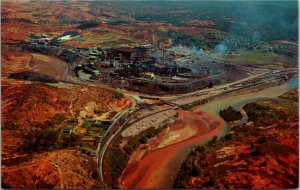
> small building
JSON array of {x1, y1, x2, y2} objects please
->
[
  {"x1": 145, "y1": 72, "x2": 155, "y2": 79},
  {"x1": 135, "y1": 46, "x2": 152, "y2": 59},
  {"x1": 81, "y1": 137, "x2": 95, "y2": 146},
  {"x1": 115, "y1": 47, "x2": 139, "y2": 62},
  {"x1": 103, "y1": 46, "x2": 150, "y2": 62},
  {"x1": 93, "y1": 70, "x2": 100, "y2": 76},
  {"x1": 106, "y1": 49, "x2": 118, "y2": 60},
  {"x1": 57, "y1": 50, "x2": 80, "y2": 62},
  {"x1": 111, "y1": 61, "x2": 120, "y2": 68},
  {"x1": 89, "y1": 48, "x2": 101, "y2": 56},
  {"x1": 87, "y1": 62, "x2": 98, "y2": 70},
  {"x1": 27, "y1": 33, "x2": 50, "y2": 45},
  {"x1": 83, "y1": 66, "x2": 100, "y2": 76}
]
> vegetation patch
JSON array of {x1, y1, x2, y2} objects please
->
[
  {"x1": 112, "y1": 92, "x2": 125, "y2": 100},
  {"x1": 173, "y1": 92, "x2": 298, "y2": 189},
  {"x1": 81, "y1": 119, "x2": 93, "y2": 130},
  {"x1": 105, "y1": 135, "x2": 129, "y2": 188},
  {"x1": 66, "y1": 117, "x2": 76, "y2": 126},
  {"x1": 173, "y1": 136, "x2": 217, "y2": 188},
  {"x1": 19, "y1": 115, "x2": 79, "y2": 153},
  {"x1": 243, "y1": 103, "x2": 286, "y2": 126},
  {"x1": 77, "y1": 20, "x2": 99, "y2": 30},
  {"x1": 223, "y1": 49, "x2": 291, "y2": 65},
  {"x1": 168, "y1": 30, "x2": 210, "y2": 50},
  {"x1": 219, "y1": 106, "x2": 243, "y2": 122},
  {"x1": 123, "y1": 125, "x2": 166, "y2": 155},
  {"x1": 8, "y1": 71, "x2": 59, "y2": 83},
  {"x1": 19, "y1": 126, "x2": 79, "y2": 153}
]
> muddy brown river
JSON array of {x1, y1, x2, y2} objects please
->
[{"x1": 120, "y1": 76, "x2": 298, "y2": 188}]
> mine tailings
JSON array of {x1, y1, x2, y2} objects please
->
[{"x1": 119, "y1": 76, "x2": 298, "y2": 188}]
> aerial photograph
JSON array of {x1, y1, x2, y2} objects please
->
[{"x1": 1, "y1": 0, "x2": 299, "y2": 189}]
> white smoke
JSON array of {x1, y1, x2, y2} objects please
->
[
  {"x1": 167, "y1": 45, "x2": 205, "y2": 58},
  {"x1": 214, "y1": 44, "x2": 228, "y2": 55}
]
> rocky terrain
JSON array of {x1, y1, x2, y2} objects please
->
[
  {"x1": 1, "y1": 79, "x2": 130, "y2": 188},
  {"x1": 174, "y1": 89, "x2": 299, "y2": 189},
  {"x1": 1, "y1": 1, "x2": 298, "y2": 189},
  {"x1": 2, "y1": 149, "x2": 99, "y2": 189}
]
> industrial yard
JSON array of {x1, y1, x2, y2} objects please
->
[
  {"x1": 8, "y1": 30, "x2": 297, "y2": 97},
  {"x1": 1, "y1": 0, "x2": 298, "y2": 189}
]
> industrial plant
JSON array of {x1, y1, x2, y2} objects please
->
[{"x1": 2, "y1": 1, "x2": 298, "y2": 189}]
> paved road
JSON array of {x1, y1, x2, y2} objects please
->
[
  {"x1": 12, "y1": 43, "x2": 298, "y2": 188},
  {"x1": 97, "y1": 68, "x2": 298, "y2": 188},
  {"x1": 97, "y1": 97, "x2": 137, "y2": 185},
  {"x1": 120, "y1": 70, "x2": 270, "y2": 101},
  {"x1": 168, "y1": 70, "x2": 298, "y2": 106}
]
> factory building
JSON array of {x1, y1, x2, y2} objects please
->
[{"x1": 105, "y1": 46, "x2": 152, "y2": 63}]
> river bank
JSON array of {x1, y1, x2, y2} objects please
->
[
  {"x1": 195, "y1": 76, "x2": 298, "y2": 134},
  {"x1": 118, "y1": 77, "x2": 298, "y2": 188},
  {"x1": 174, "y1": 89, "x2": 299, "y2": 188},
  {"x1": 119, "y1": 110, "x2": 224, "y2": 188}
]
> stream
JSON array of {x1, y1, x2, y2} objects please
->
[
  {"x1": 120, "y1": 76, "x2": 298, "y2": 188},
  {"x1": 198, "y1": 76, "x2": 298, "y2": 135}
]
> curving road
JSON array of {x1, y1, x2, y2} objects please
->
[
  {"x1": 97, "y1": 97, "x2": 137, "y2": 186},
  {"x1": 98, "y1": 68, "x2": 298, "y2": 188}
]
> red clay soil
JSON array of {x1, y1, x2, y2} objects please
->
[
  {"x1": 29, "y1": 53, "x2": 68, "y2": 81},
  {"x1": 1, "y1": 81, "x2": 128, "y2": 134},
  {"x1": 1, "y1": 48, "x2": 32, "y2": 77},
  {"x1": 2, "y1": 149, "x2": 100, "y2": 189},
  {"x1": 1, "y1": 81, "x2": 130, "y2": 188},
  {"x1": 175, "y1": 96, "x2": 299, "y2": 189},
  {"x1": 119, "y1": 110, "x2": 224, "y2": 188}
]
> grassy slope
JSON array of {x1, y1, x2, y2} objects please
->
[{"x1": 222, "y1": 49, "x2": 294, "y2": 65}]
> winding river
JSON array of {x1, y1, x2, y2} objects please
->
[
  {"x1": 120, "y1": 76, "x2": 298, "y2": 188},
  {"x1": 197, "y1": 76, "x2": 298, "y2": 134}
]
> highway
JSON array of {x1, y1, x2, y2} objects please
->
[
  {"x1": 168, "y1": 69, "x2": 298, "y2": 107},
  {"x1": 130, "y1": 68, "x2": 297, "y2": 103},
  {"x1": 118, "y1": 70, "x2": 269, "y2": 101}
]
